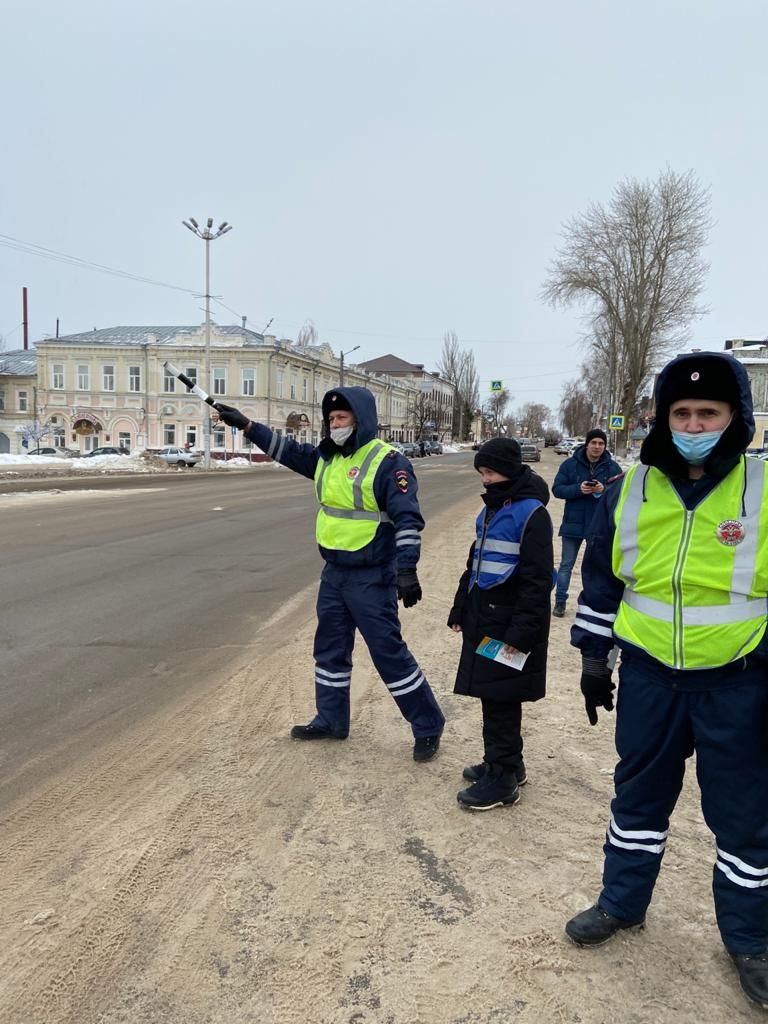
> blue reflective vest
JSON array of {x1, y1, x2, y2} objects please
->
[{"x1": 469, "y1": 498, "x2": 544, "y2": 590}]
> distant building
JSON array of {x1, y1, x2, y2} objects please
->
[
  {"x1": 28, "y1": 325, "x2": 429, "y2": 455},
  {"x1": 725, "y1": 338, "x2": 768, "y2": 447},
  {"x1": 0, "y1": 350, "x2": 37, "y2": 454},
  {"x1": 357, "y1": 354, "x2": 455, "y2": 440}
]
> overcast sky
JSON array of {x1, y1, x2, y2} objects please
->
[{"x1": 1, "y1": 0, "x2": 766, "y2": 412}]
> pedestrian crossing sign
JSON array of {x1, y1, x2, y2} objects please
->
[
  {"x1": 490, "y1": 380, "x2": 503, "y2": 392},
  {"x1": 610, "y1": 414, "x2": 625, "y2": 430}
]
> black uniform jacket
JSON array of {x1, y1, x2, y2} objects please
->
[{"x1": 448, "y1": 468, "x2": 554, "y2": 703}]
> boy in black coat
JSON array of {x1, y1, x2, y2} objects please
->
[{"x1": 448, "y1": 438, "x2": 554, "y2": 810}]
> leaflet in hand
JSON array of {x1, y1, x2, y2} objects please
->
[{"x1": 475, "y1": 636, "x2": 529, "y2": 671}]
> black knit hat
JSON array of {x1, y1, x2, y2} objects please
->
[
  {"x1": 474, "y1": 437, "x2": 522, "y2": 477},
  {"x1": 585, "y1": 428, "x2": 607, "y2": 445}
]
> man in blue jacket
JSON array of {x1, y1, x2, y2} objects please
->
[
  {"x1": 213, "y1": 386, "x2": 446, "y2": 762},
  {"x1": 552, "y1": 429, "x2": 622, "y2": 617}
]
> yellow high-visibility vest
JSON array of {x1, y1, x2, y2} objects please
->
[
  {"x1": 612, "y1": 458, "x2": 768, "y2": 669},
  {"x1": 314, "y1": 439, "x2": 393, "y2": 551}
]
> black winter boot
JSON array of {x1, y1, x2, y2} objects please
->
[
  {"x1": 731, "y1": 952, "x2": 768, "y2": 1009},
  {"x1": 462, "y1": 761, "x2": 528, "y2": 786},
  {"x1": 565, "y1": 905, "x2": 645, "y2": 947},
  {"x1": 457, "y1": 766, "x2": 520, "y2": 811},
  {"x1": 290, "y1": 723, "x2": 347, "y2": 740},
  {"x1": 553, "y1": 602, "x2": 566, "y2": 618}
]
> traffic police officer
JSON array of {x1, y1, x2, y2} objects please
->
[
  {"x1": 566, "y1": 352, "x2": 768, "y2": 1009},
  {"x1": 214, "y1": 386, "x2": 445, "y2": 762}
]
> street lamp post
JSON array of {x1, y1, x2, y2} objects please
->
[
  {"x1": 339, "y1": 345, "x2": 360, "y2": 387},
  {"x1": 182, "y1": 217, "x2": 233, "y2": 469}
]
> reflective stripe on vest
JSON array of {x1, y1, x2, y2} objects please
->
[
  {"x1": 314, "y1": 440, "x2": 393, "y2": 551},
  {"x1": 612, "y1": 458, "x2": 768, "y2": 669},
  {"x1": 469, "y1": 498, "x2": 542, "y2": 590}
]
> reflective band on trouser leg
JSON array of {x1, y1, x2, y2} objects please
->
[
  {"x1": 311, "y1": 576, "x2": 356, "y2": 737},
  {"x1": 346, "y1": 576, "x2": 445, "y2": 739},
  {"x1": 694, "y1": 675, "x2": 768, "y2": 953},
  {"x1": 599, "y1": 657, "x2": 690, "y2": 922}
]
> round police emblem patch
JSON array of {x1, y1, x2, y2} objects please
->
[
  {"x1": 717, "y1": 519, "x2": 745, "y2": 546},
  {"x1": 691, "y1": 371, "x2": 700, "y2": 381},
  {"x1": 347, "y1": 467, "x2": 360, "y2": 479}
]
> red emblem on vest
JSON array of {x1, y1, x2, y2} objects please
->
[
  {"x1": 347, "y1": 467, "x2": 360, "y2": 479},
  {"x1": 716, "y1": 520, "x2": 745, "y2": 546}
]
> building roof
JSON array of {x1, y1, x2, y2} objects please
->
[
  {"x1": 35, "y1": 324, "x2": 266, "y2": 347},
  {"x1": 0, "y1": 349, "x2": 37, "y2": 375},
  {"x1": 357, "y1": 354, "x2": 426, "y2": 374}
]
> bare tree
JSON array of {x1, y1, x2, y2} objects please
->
[
  {"x1": 408, "y1": 389, "x2": 438, "y2": 440},
  {"x1": 486, "y1": 389, "x2": 511, "y2": 437},
  {"x1": 559, "y1": 380, "x2": 595, "y2": 437},
  {"x1": 543, "y1": 168, "x2": 711, "y2": 447},
  {"x1": 437, "y1": 330, "x2": 479, "y2": 440},
  {"x1": 296, "y1": 319, "x2": 318, "y2": 348},
  {"x1": 515, "y1": 402, "x2": 550, "y2": 439}
]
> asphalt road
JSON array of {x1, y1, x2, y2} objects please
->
[{"x1": 0, "y1": 452, "x2": 479, "y2": 811}]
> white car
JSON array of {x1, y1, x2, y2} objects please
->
[
  {"x1": 554, "y1": 438, "x2": 578, "y2": 455},
  {"x1": 155, "y1": 446, "x2": 201, "y2": 468}
]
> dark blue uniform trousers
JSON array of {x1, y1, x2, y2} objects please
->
[
  {"x1": 310, "y1": 564, "x2": 445, "y2": 739},
  {"x1": 598, "y1": 653, "x2": 768, "y2": 954}
]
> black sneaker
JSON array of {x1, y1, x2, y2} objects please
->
[
  {"x1": 462, "y1": 761, "x2": 528, "y2": 786},
  {"x1": 457, "y1": 770, "x2": 520, "y2": 811},
  {"x1": 565, "y1": 905, "x2": 645, "y2": 947},
  {"x1": 413, "y1": 733, "x2": 441, "y2": 762},
  {"x1": 290, "y1": 723, "x2": 347, "y2": 740},
  {"x1": 553, "y1": 603, "x2": 566, "y2": 618},
  {"x1": 731, "y1": 952, "x2": 768, "y2": 1009}
]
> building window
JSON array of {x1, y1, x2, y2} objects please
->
[
  {"x1": 118, "y1": 432, "x2": 131, "y2": 452},
  {"x1": 52, "y1": 363, "x2": 64, "y2": 389},
  {"x1": 163, "y1": 368, "x2": 176, "y2": 393},
  {"x1": 18, "y1": 390, "x2": 29, "y2": 412},
  {"x1": 185, "y1": 367, "x2": 198, "y2": 392},
  {"x1": 163, "y1": 424, "x2": 176, "y2": 445},
  {"x1": 129, "y1": 365, "x2": 141, "y2": 392},
  {"x1": 313, "y1": 380, "x2": 318, "y2": 403},
  {"x1": 185, "y1": 425, "x2": 198, "y2": 447},
  {"x1": 0, "y1": 390, "x2": 5, "y2": 411},
  {"x1": 213, "y1": 425, "x2": 225, "y2": 448},
  {"x1": 242, "y1": 367, "x2": 255, "y2": 396},
  {"x1": 213, "y1": 367, "x2": 226, "y2": 396},
  {"x1": 53, "y1": 427, "x2": 65, "y2": 448},
  {"x1": 302, "y1": 377, "x2": 308, "y2": 401},
  {"x1": 77, "y1": 365, "x2": 90, "y2": 390},
  {"x1": 103, "y1": 365, "x2": 115, "y2": 391},
  {"x1": 290, "y1": 372, "x2": 297, "y2": 400},
  {"x1": 276, "y1": 369, "x2": 284, "y2": 398}
]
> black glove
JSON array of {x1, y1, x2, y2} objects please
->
[
  {"x1": 447, "y1": 607, "x2": 463, "y2": 628},
  {"x1": 580, "y1": 656, "x2": 615, "y2": 726},
  {"x1": 397, "y1": 569, "x2": 422, "y2": 608},
  {"x1": 213, "y1": 403, "x2": 249, "y2": 431}
]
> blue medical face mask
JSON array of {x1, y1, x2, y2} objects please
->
[{"x1": 671, "y1": 426, "x2": 727, "y2": 465}]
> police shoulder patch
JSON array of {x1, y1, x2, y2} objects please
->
[{"x1": 394, "y1": 469, "x2": 409, "y2": 493}]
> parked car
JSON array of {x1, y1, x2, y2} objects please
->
[
  {"x1": 26, "y1": 446, "x2": 70, "y2": 458},
  {"x1": 154, "y1": 446, "x2": 202, "y2": 467},
  {"x1": 520, "y1": 442, "x2": 541, "y2": 462},
  {"x1": 554, "y1": 438, "x2": 578, "y2": 455},
  {"x1": 401, "y1": 442, "x2": 421, "y2": 459},
  {"x1": 427, "y1": 441, "x2": 443, "y2": 455},
  {"x1": 82, "y1": 446, "x2": 131, "y2": 458},
  {"x1": 389, "y1": 441, "x2": 406, "y2": 454}
]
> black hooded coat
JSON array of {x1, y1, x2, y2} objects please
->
[{"x1": 448, "y1": 467, "x2": 554, "y2": 702}]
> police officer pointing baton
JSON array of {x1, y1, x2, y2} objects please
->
[{"x1": 213, "y1": 387, "x2": 445, "y2": 762}]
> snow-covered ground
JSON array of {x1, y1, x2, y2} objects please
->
[{"x1": 0, "y1": 452, "x2": 279, "y2": 473}]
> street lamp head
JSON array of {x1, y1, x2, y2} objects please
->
[
  {"x1": 189, "y1": 217, "x2": 199, "y2": 229},
  {"x1": 182, "y1": 220, "x2": 198, "y2": 234},
  {"x1": 218, "y1": 221, "x2": 229, "y2": 231},
  {"x1": 219, "y1": 224, "x2": 233, "y2": 235},
  {"x1": 207, "y1": 218, "x2": 214, "y2": 229}
]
